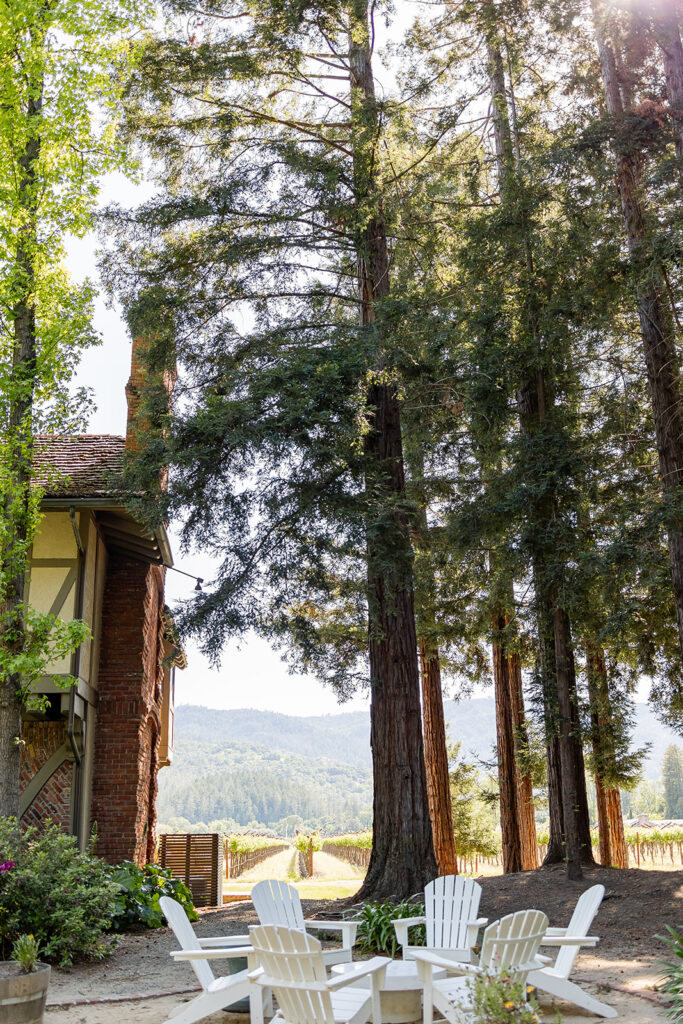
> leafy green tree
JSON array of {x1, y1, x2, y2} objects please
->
[
  {"x1": 663, "y1": 745, "x2": 683, "y2": 818},
  {"x1": 0, "y1": 0, "x2": 148, "y2": 814},
  {"x1": 106, "y1": 0, "x2": 443, "y2": 897}
]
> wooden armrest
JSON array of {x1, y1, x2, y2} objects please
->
[
  {"x1": 304, "y1": 919, "x2": 359, "y2": 938},
  {"x1": 465, "y1": 918, "x2": 488, "y2": 927},
  {"x1": 327, "y1": 957, "x2": 391, "y2": 990},
  {"x1": 540, "y1": 935, "x2": 599, "y2": 947},
  {"x1": 199, "y1": 934, "x2": 251, "y2": 947},
  {"x1": 411, "y1": 950, "x2": 481, "y2": 976},
  {"x1": 534, "y1": 954, "x2": 553, "y2": 965},
  {"x1": 543, "y1": 927, "x2": 567, "y2": 937},
  {"x1": 255, "y1": 976, "x2": 329, "y2": 992},
  {"x1": 392, "y1": 916, "x2": 426, "y2": 930},
  {"x1": 171, "y1": 946, "x2": 253, "y2": 961},
  {"x1": 393, "y1": 916, "x2": 426, "y2": 945}
]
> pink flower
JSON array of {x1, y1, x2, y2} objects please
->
[{"x1": 0, "y1": 861, "x2": 15, "y2": 873}]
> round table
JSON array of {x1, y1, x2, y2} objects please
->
[{"x1": 330, "y1": 960, "x2": 446, "y2": 1024}]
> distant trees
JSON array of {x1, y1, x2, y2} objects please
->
[{"x1": 663, "y1": 746, "x2": 683, "y2": 818}]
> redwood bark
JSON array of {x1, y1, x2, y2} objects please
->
[
  {"x1": 349, "y1": 0, "x2": 436, "y2": 899},
  {"x1": 492, "y1": 612, "x2": 523, "y2": 874},
  {"x1": 587, "y1": 643, "x2": 629, "y2": 868},
  {"x1": 592, "y1": 0, "x2": 683, "y2": 661},
  {"x1": 651, "y1": 0, "x2": 683, "y2": 184},
  {"x1": 420, "y1": 641, "x2": 459, "y2": 876},
  {"x1": 0, "y1": 88, "x2": 42, "y2": 818},
  {"x1": 509, "y1": 650, "x2": 538, "y2": 868}
]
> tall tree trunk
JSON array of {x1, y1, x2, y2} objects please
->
[
  {"x1": 587, "y1": 643, "x2": 629, "y2": 868},
  {"x1": 508, "y1": 649, "x2": 538, "y2": 868},
  {"x1": 485, "y1": 24, "x2": 589, "y2": 877},
  {"x1": 492, "y1": 611, "x2": 523, "y2": 873},
  {"x1": 349, "y1": 0, "x2": 437, "y2": 899},
  {"x1": 592, "y1": 0, "x2": 683, "y2": 661},
  {"x1": 0, "y1": 89, "x2": 42, "y2": 818},
  {"x1": 420, "y1": 641, "x2": 459, "y2": 875},
  {"x1": 651, "y1": 0, "x2": 683, "y2": 184}
]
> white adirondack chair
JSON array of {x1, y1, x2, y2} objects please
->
[
  {"x1": 527, "y1": 883, "x2": 617, "y2": 1018},
  {"x1": 412, "y1": 909, "x2": 549, "y2": 1024},
  {"x1": 160, "y1": 895, "x2": 270, "y2": 1024},
  {"x1": 393, "y1": 876, "x2": 487, "y2": 963},
  {"x1": 249, "y1": 924, "x2": 390, "y2": 1024},
  {"x1": 252, "y1": 879, "x2": 358, "y2": 965}
]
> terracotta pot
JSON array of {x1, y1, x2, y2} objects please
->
[{"x1": 0, "y1": 962, "x2": 50, "y2": 1024}]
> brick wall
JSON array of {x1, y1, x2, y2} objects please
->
[
  {"x1": 91, "y1": 554, "x2": 165, "y2": 865},
  {"x1": 20, "y1": 721, "x2": 73, "y2": 831}
]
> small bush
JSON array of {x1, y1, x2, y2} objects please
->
[
  {"x1": 107, "y1": 861, "x2": 198, "y2": 931},
  {"x1": 470, "y1": 972, "x2": 542, "y2": 1024},
  {"x1": 658, "y1": 925, "x2": 683, "y2": 1022},
  {"x1": 12, "y1": 934, "x2": 40, "y2": 973},
  {"x1": 0, "y1": 818, "x2": 117, "y2": 965},
  {"x1": 354, "y1": 899, "x2": 425, "y2": 957}
]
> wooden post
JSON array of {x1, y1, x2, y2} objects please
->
[
  {"x1": 636, "y1": 833, "x2": 640, "y2": 867},
  {"x1": 309, "y1": 839, "x2": 314, "y2": 878}
]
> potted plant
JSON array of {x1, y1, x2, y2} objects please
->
[{"x1": 0, "y1": 935, "x2": 50, "y2": 1023}]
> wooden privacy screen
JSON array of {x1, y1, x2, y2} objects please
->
[{"x1": 159, "y1": 833, "x2": 224, "y2": 907}]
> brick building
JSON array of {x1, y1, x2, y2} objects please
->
[{"x1": 18, "y1": 348, "x2": 183, "y2": 864}]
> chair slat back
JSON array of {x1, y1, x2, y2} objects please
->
[
  {"x1": 555, "y1": 884, "x2": 604, "y2": 978},
  {"x1": 480, "y1": 910, "x2": 548, "y2": 984},
  {"x1": 160, "y1": 895, "x2": 215, "y2": 992},
  {"x1": 425, "y1": 875, "x2": 482, "y2": 949},
  {"x1": 252, "y1": 880, "x2": 306, "y2": 931},
  {"x1": 250, "y1": 924, "x2": 335, "y2": 1024}
]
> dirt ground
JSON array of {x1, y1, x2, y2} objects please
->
[{"x1": 45, "y1": 865, "x2": 680, "y2": 1023}]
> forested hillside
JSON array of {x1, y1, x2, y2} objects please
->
[{"x1": 158, "y1": 700, "x2": 680, "y2": 832}]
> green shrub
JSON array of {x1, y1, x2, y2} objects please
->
[
  {"x1": 470, "y1": 972, "x2": 542, "y2": 1024},
  {"x1": 107, "y1": 861, "x2": 198, "y2": 931},
  {"x1": 354, "y1": 899, "x2": 425, "y2": 957},
  {"x1": 0, "y1": 818, "x2": 117, "y2": 965},
  {"x1": 658, "y1": 925, "x2": 683, "y2": 1022}
]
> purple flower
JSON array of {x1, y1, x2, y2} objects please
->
[{"x1": 0, "y1": 861, "x2": 15, "y2": 874}]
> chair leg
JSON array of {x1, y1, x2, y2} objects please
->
[
  {"x1": 528, "y1": 970, "x2": 618, "y2": 1019},
  {"x1": 166, "y1": 988, "x2": 238, "y2": 1024}
]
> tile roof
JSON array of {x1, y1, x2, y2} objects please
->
[{"x1": 34, "y1": 435, "x2": 126, "y2": 499}]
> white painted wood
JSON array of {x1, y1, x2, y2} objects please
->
[
  {"x1": 527, "y1": 884, "x2": 617, "y2": 1018},
  {"x1": 413, "y1": 909, "x2": 548, "y2": 1024},
  {"x1": 253, "y1": 880, "x2": 357, "y2": 965},
  {"x1": 393, "y1": 876, "x2": 486, "y2": 963},
  {"x1": 331, "y1": 953, "x2": 448, "y2": 1022},
  {"x1": 250, "y1": 924, "x2": 390, "y2": 1024},
  {"x1": 160, "y1": 895, "x2": 268, "y2": 1024}
]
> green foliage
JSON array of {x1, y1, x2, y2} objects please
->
[
  {"x1": 470, "y1": 972, "x2": 542, "y2": 1024},
  {"x1": 107, "y1": 861, "x2": 197, "y2": 932},
  {"x1": 449, "y1": 744, "x2": 501, "y2": 859},
  {"x1": 11, "y1": 934, "x2": 40, "y2": 972},
  {"x1": 354, "y1": 900, "x2": 425, "y2": 957},
  {"x1": 226, "y1": 834, "x2": 288, "y2": 855},
  {"x1": 0, "y1": 819, "x2": 117, "y2": 965},
  {"x1": 662, "y1": 747, "x2": 683, "y2": 819},
  {"x1": 325, "y1": 831, "x2": 372, "y2": 849},
  {"x1": 657, "y1": 926, "x2": 683, "y2": 1023},
  {"x1": 294, "y1": 833, "x2": 323, "y2": 854}
]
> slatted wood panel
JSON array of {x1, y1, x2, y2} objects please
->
[
  {"x1": 425, "y1": 875, "x2": 482, "y2": 949},
  {"x1": 159, "y1": 833, "x2": 223, "y2": 907}
]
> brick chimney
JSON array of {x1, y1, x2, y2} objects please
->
[
  {"x1": 125, "y1": 337, "x2": 176, "y2": 453},
  {"x1": 125, "y1": 337, "x2": 146, "y2": 450}
]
